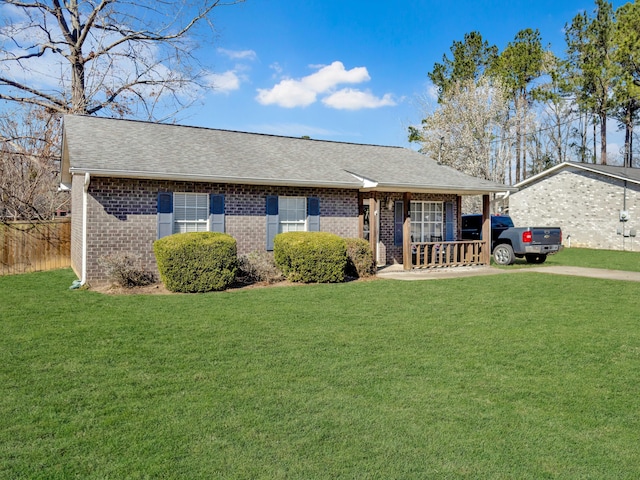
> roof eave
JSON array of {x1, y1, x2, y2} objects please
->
[
  {"x1": 365, "y1": 182, "x2": 517, "y2": 195},
  {"x1": 69, "y1": 168, "x2": 516, "y2": 194},
  {"x1": 515, "y1": 162, "x2": 640, "y2": 188},
  {"x1": 68, "y1": 168, "x2": 363, "y2": 190}
]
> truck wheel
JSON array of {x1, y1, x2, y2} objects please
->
[
  {"x1": 493, "y1": 244, "x2": 515, "y2": 265},
  {"x1": 525, "y1": 253, "x2": 547, "y2": 264}
]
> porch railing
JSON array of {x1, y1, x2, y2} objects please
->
[{"x1": 411, "y1": 240, "x2": 486, "y2": 268}]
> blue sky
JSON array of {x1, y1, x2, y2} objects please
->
[{"x1": 185, "y1": 0, "x2": 627, "y2": 149}]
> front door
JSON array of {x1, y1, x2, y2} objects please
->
[{"x1": 363, "y1": 200, "x2": 385, "y2": 265}]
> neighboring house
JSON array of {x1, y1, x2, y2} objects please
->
[
  {"x1": 60, "y1": 115, "x2": 513, "y2": 284},
  {"x1": 509, "y1": 162, "x2": 640, "y2": 251}
]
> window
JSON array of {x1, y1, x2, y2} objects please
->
[
  {"x1": 266, "y1": 195, "x2": 319, "y2": 250},
  {"x1": 157, "y1": 192, "x2": 225, "y2": 239},
  {"x1": 363, "y1": 203, "x2": 371, "y2": 241},
  {"x1": 173, "y1": 193, "x2": 209, "y2": 233},
  {"x1": 278, "y1": 197, "x2": 306, "y2": 233},
  {"x1": 410, "y1": 201, "x2": 443, "y2": 242}
]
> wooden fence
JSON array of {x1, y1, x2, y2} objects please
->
[{"x1": 0, "y1": 219, "x2": 71, "y2": 276}]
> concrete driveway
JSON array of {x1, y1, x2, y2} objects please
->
[{"x1": 376, "y1": 264, "x2": 640, "y2": 282}]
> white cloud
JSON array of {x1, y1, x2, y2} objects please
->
[
  {"x1": 205, "y1": 70, "x2": 241, "y2": 94},
  {"x1": 217, "y1": 48, "x2": 257, "y2": 61},
  {"x1": 256, "y1": 61, "x2": 373, "y2": 108},
  {"x1": 256, "y1": 78, "x2": 318, "y2": 107},
  {"x1": 303, "y1": 61, "x2": 369, "y2": 93},
  {"x1": 322, "y1": 89, "x2": 396, "y2": 110}
]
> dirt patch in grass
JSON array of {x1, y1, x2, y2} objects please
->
[{"x1": 90, "y1": 275, "x2": 377, "y2": 295}]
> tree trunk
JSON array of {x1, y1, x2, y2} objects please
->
[
  {"x1": 557, "y1": 114, "x2": 563, "y2": 163},
  {"x1": 624, "y1": 106, "x2": 631, "y2": 168},
  {"x1": 70, "y1": 60, "x2": 87, "y2": 114},
  {"x1": 624, "y1": 101, "x2": 637, "y2": 168},
  {"x1": 600, "y1": 111, "x2": 607, "y2": 165},
  {"x1": 630, "y1": 123, "x2": 634, "y2": 167},
  {"x1": 515, "y1": 104, "x2": 521, "y2": 183},
  {"x1": 581, "y1": 112, "x2": 587, "y2": 163},
  {"x1": 592, "y1": 116, "x2": 597, "y2": 164},
  {"x1": 522, "y1": 121, "x2": 527, "y2": 180},
  {"x1": 68, "y1": 0, "x2": 88, "y2": 114}
]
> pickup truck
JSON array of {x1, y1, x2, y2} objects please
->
[{"x1": 461, "y1": 214, "x2": 562, "y2": 265}]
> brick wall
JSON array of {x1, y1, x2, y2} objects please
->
[
  {"x1": 75, "y1": 176, "x2": 464, "y2": 283},
  {"x1": 509, "y1": 167, "x2": 640, "y2": 250},
  {"x1": 81, "y1": 177, "x2": 358, "y2": 284}
]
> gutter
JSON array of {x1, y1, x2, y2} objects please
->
[
  {"x1": 67, "y1": 168, "x2": 515, "y2": 195},
  {"x1": 67, "y1": 168, "x2": 362, "y2": 190},
  {"x1": 366, "y1": 182, "x2": 517, "y2": 195}
]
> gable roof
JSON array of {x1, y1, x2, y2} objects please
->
[
  {"x1": 61, "y1": 115, "x2": 513, "y2": 195},
  {"x1": 515, "y1": 161, "x2": 640, "y2": 189}
]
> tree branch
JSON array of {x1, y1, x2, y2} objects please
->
[{"x1": 0, "y1": 77, "x2": 68, "y2": 112}]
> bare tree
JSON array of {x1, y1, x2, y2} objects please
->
[
  {"x1": 0, "y1": 0, "x2": 241, "y2": 221},
  {"x1": 0, "y1": 106, "x2": 67, "y2": 221},
  {"x1": 412, "y1": 76, "x2": 512, "y2": 183},
  {"x1": 410, "y1": 77, "x2": 513, "y2": 213},
  {"x1": 0, "y1": 0, "x2": 242, "y2": 119}
]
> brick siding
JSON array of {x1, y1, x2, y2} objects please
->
[
  {"x1": 77, "y1": 177, "x2": 359, "y2": 283},
  {"x1": 509, "y1": 167, "x2": 640, "y2": 250},
  {"x1": 72, "y1": 176, "x2": 462, "y2": 284}
]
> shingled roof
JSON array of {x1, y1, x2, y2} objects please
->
[
  {"x1": 61, "y1": 115, "x2": 513, "y2": 195},
  {"x1": 515, "y1": 161, "x2": 640, "y2": 188}
]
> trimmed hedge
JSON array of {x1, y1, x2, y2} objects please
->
[
  {"x1": 344, "y1": 238, "x2": 376, "y2": 278},
  {"x1": 274, "y1": 232, "x2": 347, "y2": 283},
  {"x1": 153, "y1": 232, "x2": 237, "y2": 293}
]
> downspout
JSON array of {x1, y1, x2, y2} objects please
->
[{"x1": 81, "y1": 172, "x2": 90, "y2": 285}]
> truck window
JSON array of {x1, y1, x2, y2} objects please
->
[{"x1": 492, "y1": 216, "x2": 514, "y2": 229}]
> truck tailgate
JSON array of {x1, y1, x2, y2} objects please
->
[{"x1": 530, "y1": 228, "x2": 562, "y2": 245}]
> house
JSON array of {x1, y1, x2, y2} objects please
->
[
  {"x1": 60, "y1": 115, "x2": 514, "y2": 284},
  {"x1": 509, "y1": 162, "x2": 639, "y2": 251}
]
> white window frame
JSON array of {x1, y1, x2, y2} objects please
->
[
  {"x1": 278, "y1": 196, "x2": 307, "y2": 233},
  {"x1": 410, "y1": 201, "x2": 444, "y2": 242},
  {"x1": 173, "y1": 192, "x2": 209, "y2": 234}
]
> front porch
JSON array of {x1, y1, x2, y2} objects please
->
[{"x1": 359, "y1": 192, "x2": 493, "y2": 270}]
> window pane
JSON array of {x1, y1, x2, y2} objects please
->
[
  {"x1": 410, "y1": 201, "x2": 443, "y2": 243},
  {"x1": 279, "y1": 197, "x2": 306, "y2": 234},
  {"x1": 173, "y1": 193, "x2": 209, "y2": 234}
]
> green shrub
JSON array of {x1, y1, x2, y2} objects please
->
[
  {"x1": 344, "y1": 238, "x2": 376, "y2": 278},
  {"x1": 153, "y1": 232, "x2": 237, "y2": 293},
  {"x1": 237, "y1": 251, "x2": 284, "y2": 284},
  {"x1": 274, "y1": 232, "x2": 347, "y2": 283}
]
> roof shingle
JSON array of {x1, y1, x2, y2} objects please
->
[{"x1": 62, "y1": 115, "x2": 513, "y2": 194}]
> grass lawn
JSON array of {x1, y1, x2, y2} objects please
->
[
  {"x1": 1, "y1": 265, "x2": 640, "y2": 478},
  {"x1": 497, "y1": 246, "x2": 640, "y2": 271}
]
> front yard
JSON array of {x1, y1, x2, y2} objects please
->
[{"x1": 1, "y1": 254, "x2": 639, "y2": 478}]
